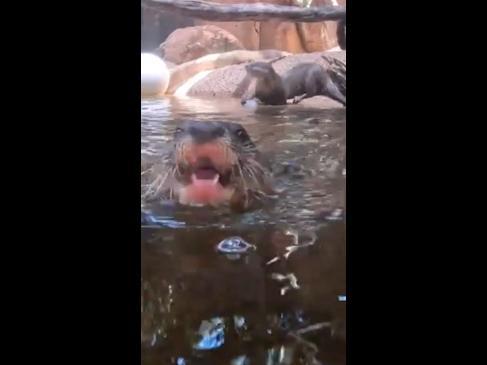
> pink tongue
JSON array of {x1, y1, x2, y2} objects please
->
[{"x1": 186, "y1": 172, "x2": 223, "y2": 204}]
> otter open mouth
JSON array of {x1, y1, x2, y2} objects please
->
[
  {"x1": 176, "y1": 144, "x2": 237, "y2": 206},
  {"x1": 189, "y1": 163, "x2": 231, "y2": 189},
  {"x1": 142, "y1": 121, "x2": 270, "y2": 211}
]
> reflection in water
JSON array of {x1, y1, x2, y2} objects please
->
[
  {"x1": 193, "y1": 317, "x2": 226, "y2": 350},
  {"x1": 141, "y1": 97, "x2": 346, "y2": 365}
]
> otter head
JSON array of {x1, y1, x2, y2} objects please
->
[
  {"x1": 145, "y1": 121, "x2": 273, "y2": 211},
  {"x1": 245, "y1": 62, "x2": 277, "y2": 79}
]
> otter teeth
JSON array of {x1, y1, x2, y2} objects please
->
[{"x1": 191, "y1": 173, "x2": 220, "y2": 185}]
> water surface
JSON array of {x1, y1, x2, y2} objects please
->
[{"x1": 141, "y1": 96, "x2": 346, "y2": 365}]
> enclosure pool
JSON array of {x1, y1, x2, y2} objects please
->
[{"x1": 141, "y1": 96, "x2": 346, "y2": 365}]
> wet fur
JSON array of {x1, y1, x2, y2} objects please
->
[
  {"x1": 254, "y1": 70, "x2": 287, "y2": 106},
  {"x1": 244, "y1": 62, "x2": 346, "y2": 106},
  {"x1": 283, "y1": 63, "x2": 346, "y2": 106},
  {"x1": 141, "y1": 121, "x2": 274, "y2": 211}
]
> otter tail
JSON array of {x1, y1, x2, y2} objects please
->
[{"x1": 323, "y1": 77, "x2": 346, "y2": 106}]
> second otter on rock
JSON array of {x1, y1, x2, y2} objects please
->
[{"x1": 243, "y1": 61, "x2": 346, "y2": 107}]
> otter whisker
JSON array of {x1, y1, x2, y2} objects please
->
[
  {"x1": 245, "y1": 159, "x2": 275, "y2": 195},
  {"x1": 242, "y1": 164, "x2": 266, "y2": 198},
  {"x1": 247, "y1": 157, "x2": 266, "y2": 171},
  {"x1": 149, "y1": 175, "x2": 165, "y2": 196},
  {"x1": 251, "y1": 166, "x2": 271, "y2": 193},
  {"x1": 250, "y1": 190, "x2": 267, "y2": 203},
  {"x1": 218, "y1": 140, "x2": 237, "y2": 166},
  {"x1": 214, "y1": 140, "x2": 225, "y2": 159},
  {"x1": 153, "y1": 167, "x2": 176, "y2": 200},
  {"x1": 225, "y1": 145, "x2": 235, "y2": 165},
  {"x1": 175, "y1": 142, "x2": 187, "y2": 176},
  {"x1": 243, "y1": 165, "x2": 261, "y2": 189},
  {"x1": 146, "y1": 171, "x2": 163, "y2": 188},
  {"x1": 175, "y1": 164, "x2": 182, "y2": 177},
  {"x1": 243, "y1": 161, "x2": 262, "y2": 180},
  {"x1": 142, "y1": 174, "x2": 163, "y2": 200},
  {"x1": 142, "y1": 163, "x2": 176, "y2": 200},
  {"x1": 177, "y1": 142, "x2": 184, "y2": 162},
  {"x1": 168, "y1": 166, "x2": 178, "y2": 195},
  {"x1": 236, "y1": 161, "x2": 249, "y2": 194},
  {"x1": 168, "y1": 166, "x2": 178, "y2": 200},
  {"x1": 230, "y1": 141, "x2": 257, "y2": 156}
]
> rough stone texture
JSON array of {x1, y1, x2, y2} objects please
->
[
  {"x1": 298, "y1": 0, "x2": 339, "y2": 52},
  {"x1": 194, "y1": 0, "x2": 343, "y2": 53},
  {"x1": 194, "y1": 0, "x2": 262, "y2": 50},
  {"x1": 186, "y1": 51, "x2": 345, "y2": 107},
  {"x1": 259, "y1": 19, "x2": 305, "y2": 53},
  {"x1": 159, "y1": 25, "x2": 245, "y2": 64},
  {"x1": 259, "y1": 0, "x2": 340, "y2": 53}
]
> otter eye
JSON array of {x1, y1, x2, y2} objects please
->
[{"x1": 236, "y1": 129, "x2": 246, "y2": 138}]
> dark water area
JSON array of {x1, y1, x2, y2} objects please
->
[{"x1": 141, "y1": 97, "x2": 346, "y2": 365}]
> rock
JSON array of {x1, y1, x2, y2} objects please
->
[
  {"x1": 194, "y1": 0, "x2": 262, "y2": 50},
  {"x1": 195, "y1": 0, "x2": 343, "y2": 53},
  {"x1": 297, "y1": 0, "x2": 342, "y2": 52},
  {"x1": 259, "y1": 19, "x2": 306, "y2": 53},
  {"x1": 143, "y1": 0, "x2": 345, "y2": 55},
  {"x1": 187, "y1": 51, "x2": 346, "y2": 103},
  {"x1": 159, "y1": 25, "x2": 245, "y2": 64}
]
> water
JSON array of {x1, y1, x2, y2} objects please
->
[{"x1": 141, "y1": 96, "x2": 346, "y2": 365}]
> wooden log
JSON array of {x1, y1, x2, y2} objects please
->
[{"x1": 142, "y1": 0, "x2": 345, "y2": 22}]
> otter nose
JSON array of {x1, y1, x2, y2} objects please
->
[{"x1": 188, "y1": 123, "x2": 225, "y2": 143}]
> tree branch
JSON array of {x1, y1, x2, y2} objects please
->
[{"x1": 142, "y1": 0, "x2": 345, "y2": 22}]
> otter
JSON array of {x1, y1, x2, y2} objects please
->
[
  {"x1": 243, "y1": 62, "x2": 287, "y2": 106},
  {"x1": 243, "y1": 61, "x2": 346, "y2": 107},
  {"x1": 166, "y1": 49, "x2": 290, "y2": 95},
  {"x1": 142, "y1": 121, "x2": 274, "y2": 212}
]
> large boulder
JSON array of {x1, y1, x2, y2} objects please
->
[
  {"x1": 295, "y1": 0, "x2": 340, "y2": 52},
  {"x1": 184, "y1": 51, "x2": 345, "y2": 107},
  {"x1": 195, "y1": 0, "x2": 343, "y2": 53},
  {"x1": 159, "y1": 25, "x2": 245, "y2": 64},
  {"x1": 193, "y1": 0, "x2": 263, "y2": 50}
]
